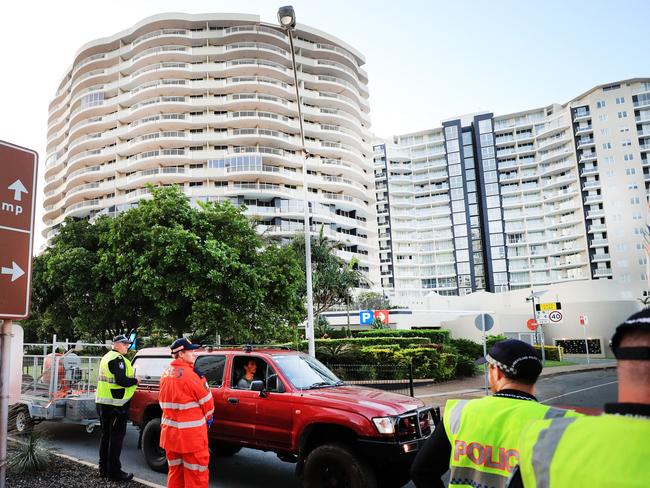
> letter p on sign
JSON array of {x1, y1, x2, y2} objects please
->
[{"x1": 359, "y1": 310, "x2": 374, "y2": 325}]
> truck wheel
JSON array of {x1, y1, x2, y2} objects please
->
[
  {"x1": 210, "y1": 442, "x2": 242, "y2": 457},
  {"x1": 10, "y1": 405, "x2": 34, "y2": 435},
  {"x1": 142, "y1": 418, "x2": 168, "y2": 473},
  {"x1": 302, "y1": 443, "x2": 377, "y2": 488}
]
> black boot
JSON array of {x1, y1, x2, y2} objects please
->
[{"x1": 108, "y1": 471, "x2": 134, "y2": 482}]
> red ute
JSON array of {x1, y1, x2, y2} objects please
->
[{"x1": 130, "y1": 346, "x2": 437, "y2": 488}]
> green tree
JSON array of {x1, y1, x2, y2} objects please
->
[
  {"x1": 23, "y1": 217, "x2": 129, "y2": 341},
  {"x1": 26, "y1": 186, "x2": 305, "y2": 344},
  {"x1": 290, "y1": 226, "x2": 366, "y2": 317},
  {"x1": 355, "y1": 291, "x2": 391, "y2": 310}
]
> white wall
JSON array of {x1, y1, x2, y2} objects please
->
[{"x1": 322, "y1": 280, "x2": 641, "y2": 358}]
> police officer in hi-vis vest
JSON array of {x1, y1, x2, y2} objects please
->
[
  {"x1": 95, "y1": 335, "x2": 139, "y2": 481},
  {"x1": 508, "y1": 309, "x2": 650, "y2": 488},
  {"x1": 411, "y1": 339, "x2": 578, "y2": 488}
]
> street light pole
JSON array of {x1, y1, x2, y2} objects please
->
[{"x1": 278, "y1": 6, "x2": 315, "y2": 357}]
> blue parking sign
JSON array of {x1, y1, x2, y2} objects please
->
[{"x1": 360, "y1": 310, "x2": 374, "y2": 325}]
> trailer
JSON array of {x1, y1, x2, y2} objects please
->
[{"x1": 10, "y1": 335, "x2": 108, "y2": 434}]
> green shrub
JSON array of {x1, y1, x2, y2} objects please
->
[
  {"x1": 7, "y1": 434, "x2": 50, "y2": 474},
  {"x1": 327, "y1": 329, "x2": 357, "y2": 339},
  {"x1": 437, "y1": 353, "x2": 458, "y2": 381},
  {"x1": 359, "y1": 329, "x2": 450, "y2": 343},
  {"x1": 455, "y1": 355, "x2": 479, "y2": 377},
  {"x1": 360, "y1": 346, "x2": 400, "y2": 365},
  {"x1": 315, "y1": 342, "x2": 361, "y2": 364},
  {"x1": 390, "y1": 347, "x2": 458, "y2": 381},
  {"x1": 535, "y1": 345, "x2": 563, "y2": 361},
  {"x1": 486, "y1": 334, "x2": 507, "y2": 348},
  {"x1": 315, "y1": 315, "x2": 334, "y2": 338},
  {"x1": 448, "y1": 338, "x2": 483, "y2": 359}
]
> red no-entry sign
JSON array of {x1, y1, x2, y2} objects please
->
[
  {"x1": 527, "y1": 318, "x2": 539, "y2": 331},
  {"x1": 0, "y1": 140, "x2": 38, "y2": 319}
]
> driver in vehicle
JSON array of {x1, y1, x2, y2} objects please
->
[{"x1": 236, "y1": 358, "x2": 258, "y2": 389}]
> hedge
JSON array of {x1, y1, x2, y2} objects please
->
[
  {"x1": 312, "y1": 337, "x2": 431, "y2": 349},
  {"x1": 359, "y1": 329, "x2": 451, "y2": 343},
  {"x1": 535, "y1": 345, "x2": 564, "y2": 362},
  {"x1": 346, "y1": 346, "x2": 457, "y2": 381}
]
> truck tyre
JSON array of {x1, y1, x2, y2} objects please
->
[
  {"x1": 142, "y1": 417, "x2": 168, "y2": 473},
  {"x1": 10, "y1": 405, "x2": 34, "y2": 435},
  {"x1": 209, "y1": 441, "x2": 242, "y2": 457},
  {"x1": 302, "y1": 443, "x2": 377, "y2": 488}
]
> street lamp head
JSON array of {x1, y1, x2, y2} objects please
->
[{"x1": 278, "y1": 5, "x2": 296, "y2": 29}]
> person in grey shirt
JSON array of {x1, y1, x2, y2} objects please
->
[{"x1": 237, "y1": 358, "x2": 258, "y2": 389}]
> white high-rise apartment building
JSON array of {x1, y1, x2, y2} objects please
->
[
  {"x1": 375, "y1": 78, "x2": 650, "y2": 298},
  {"x1": 44, "y1": 13, "x2": 379, "y2": 284}
]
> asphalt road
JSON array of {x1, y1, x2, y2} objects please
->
[{"x1": 35, "y1": 369, "x2": 617, "y2": 487}]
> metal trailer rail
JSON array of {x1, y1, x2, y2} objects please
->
[{"x1": 11, "y1": 335, "x2": 110, "y2": 434}]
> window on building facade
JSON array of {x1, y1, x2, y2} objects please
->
[
  {"x1": 616, "y1": 97, "x2": 625, "y2": 104},
  {"x1": 479, "y1": 119, "x2": 493, "y2": 134},
  {"x1": 617, "y1": 111, "x2": 628, "y2": 118},
  {"x1": 596, "y1": 100, "x2": 606, "y2": 108}
]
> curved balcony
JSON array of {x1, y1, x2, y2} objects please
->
[
  {"x1": 304, "y1": 73, "x2": 363, "y2": 103},
  {"x1": 296, "y1": 39, "x2": 359, "y2": 72},
  {"x1": 64, "y1": 197, "x2": 106, "y2": 220},
  {"x1": 131, "y1": 28, "x2": 191, "y2": 48},
  {"x1": 118, "y1": 166, "x2": 188, "y2": 191},
  {"x1": 123, "y1": 130, "x2": 189, "y2": 155},
  {"x1": 116, "y1": 148, "x2": 191, "y2": 172},
  {"x1": 64, "y1": 163, "x2": 116, "y2": 192},
  {"x1": 125, "y1": 45, "x2": 192, "y2": 73}
]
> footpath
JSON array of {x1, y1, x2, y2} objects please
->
[{"x1": 414, "y1": 360, "x2": 616, "y2": 407}]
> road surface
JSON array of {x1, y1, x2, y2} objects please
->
[{"x1": 36, "y1": 369, "x2": 617, "y2": 487}]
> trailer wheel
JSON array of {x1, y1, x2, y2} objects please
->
[{"x1": 10, "y1": 405, "x2": 34, "y2": 435}]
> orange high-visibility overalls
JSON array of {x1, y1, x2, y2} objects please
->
[{"x1": 159, "y1": 359, "x2": 215, "y2": 488}]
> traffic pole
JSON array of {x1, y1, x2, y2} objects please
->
[
  {"x1": 0, "y1": 320, "x2": 13, "y2": 488},
  {"x1": 583, "y1": 319, "x2": 591, "y2": 365}
]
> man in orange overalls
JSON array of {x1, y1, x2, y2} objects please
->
[{"x1": 159, "y1": 338, "x2": 215, "y2": 488}]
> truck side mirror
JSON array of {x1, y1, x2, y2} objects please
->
[{"x1": 250, "y1": 380, "x2": 266, "y2": 397}]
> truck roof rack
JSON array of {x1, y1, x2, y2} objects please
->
[{"x1": 201, "y1": 344, "x2": 293, "y2": 352}]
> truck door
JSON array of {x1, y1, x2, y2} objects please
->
[
  {"x1": 216, "y1": 355, "x2": 259, "y2": 446},
  {"x1": 253, "y1": 358, "x2": 294, "y2": 450}
]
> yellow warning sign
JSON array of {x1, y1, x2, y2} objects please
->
[{"x1": 538, "y1": 302, "x2": 560, "y2": 311}]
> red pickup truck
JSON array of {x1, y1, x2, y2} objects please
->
[{"x1": 130, "y1": 346, "x2": 437, "y2": 488}]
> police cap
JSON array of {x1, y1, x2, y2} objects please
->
[
  {"x1": 476, "y1": 339, "x2": 543, "y2": 382},
  {"x1": 611, "y1": 309, "x2": 650, "y2": 360},
  {"x1": 112, "y1": 334, "x2": 132, "y2": 344}
]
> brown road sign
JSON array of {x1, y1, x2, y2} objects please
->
[{"x1": 0, "y1": 140, "x2": 38, "y2": 319}]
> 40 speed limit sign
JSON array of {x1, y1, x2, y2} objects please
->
[{"x1": 548, "y1": 310, "x2": 563, "y2": 323}]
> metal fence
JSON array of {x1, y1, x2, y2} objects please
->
[{"x1": 326, "y1": 363, "x2": 414, "y2": 397}]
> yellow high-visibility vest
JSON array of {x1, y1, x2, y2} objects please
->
[
  {"x1": 442, "y1": 396, "x2": 579, "y2": 488},
  {"x1": 95, "y1": 350, "x2": 136, "y2": 406},
  {"x1": 517, "y1": 413, "x2": 650, "y2": 488}
]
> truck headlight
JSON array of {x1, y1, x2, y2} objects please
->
[{"x1": 373, "y1": 417, "x2": 396, "y2": 435}]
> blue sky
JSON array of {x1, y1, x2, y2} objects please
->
[{"x1": 0, "y1": 0, "x2": 646, "y2": 245}]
